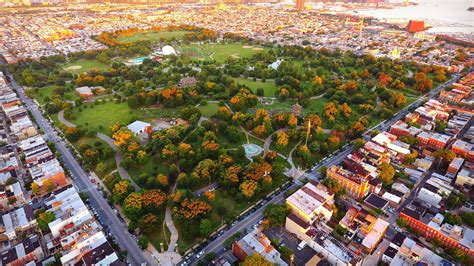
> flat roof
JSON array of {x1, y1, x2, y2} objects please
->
[{"x1": 364, "y1": 193, "x2": 388, "y2": 209}]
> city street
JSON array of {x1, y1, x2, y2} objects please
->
[{"x1": 4, "y1": 71, "x2": 152, "y2": 266}]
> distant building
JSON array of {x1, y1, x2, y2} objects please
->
[
  {"x1": 296, "y1": 0, "x2": 305, "y2": 11},
  {"x1": 406, "y1": 20, "x2": 425, "y2": 33},
  {"x1": 75, "y1": 86, "x2": 93, "y2": 98},
  {"x1": 178, "y1": 77, "x2": 197, "y2": 88}
]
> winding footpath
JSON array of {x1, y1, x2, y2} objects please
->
[
  {"x1": 96, "y1": 133, "x2": 141, "y2": 191},
  {"x1": 57, "y1": 110, "x2": 76, "y2": 128}
]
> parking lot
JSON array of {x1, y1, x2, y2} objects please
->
[{"x1": 264, "y1": 226, "x2": 317, "y2": 266}]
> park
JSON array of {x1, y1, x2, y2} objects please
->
[{"x1": 12, "y1": 27, "x2": 448, "y2": 256}]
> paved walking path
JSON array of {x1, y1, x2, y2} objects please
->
[
  {"x1": 96, "y1": 133, "x2": 141, "y2": 191},
  {"x1": 166, "y1": 182, "x2": 179, "y2": 253},
  {"x1": 58, "y1": 110, "x2": 76, "y2": 127},
  {"x1": 192, "y1": 182, "x2": 219, "y2": 196}
]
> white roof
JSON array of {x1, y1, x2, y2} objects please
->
[
  {"x1": 127, "y1": 121, "x2": 151, "y2": 134},
  {"x1": 162, "y1": 45, "x2": 177, "y2": 55}
]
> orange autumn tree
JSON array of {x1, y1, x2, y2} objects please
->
[
  {"x1": 172, "y1": 198, "x2": 212, "y2": 220},
  {"x1": 240, "y1": 180, "x2": 259, "y2": 198},
  {"x1": 246, "y1": 161, "x2": 272, "y2": 181},
  {"x1": 142, "y1": 189, "x2": 166, "y2": 212},
  {"x1": 275, "y1": 131, "x2": 289, "y2": 150},
  {"x1": 223, "y1": 165, "x2": 242, "y2": 186},
  {"x1": 123, "y1": 192, "x2": 143, "y2": 220},
  {"x1": 203, "y1": 191, "x2": 216, "y2": 201},
  {"x1": 156, "y1": 174, "x2": 169, "y2": 187},
  {"x1": 112, "y1": 127, "x2": 133, "y2": 148}
]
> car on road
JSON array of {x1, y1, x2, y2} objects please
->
[{"x1": 196, "y1": 251, "x2": 204, "y2": 259}]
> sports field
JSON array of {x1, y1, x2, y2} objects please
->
[
  {"x1": 116, "y1": 30, "x2": 190, "y2": 43},
  {"x1": 62, "y1": 60, "x2": 110, "y2": 74},
  {"x1": 233, "y1": 77, "x2": 278, "y2": 97},
  {"x1": 180, "y1": 43, "x2": 267, "y2": 63}
]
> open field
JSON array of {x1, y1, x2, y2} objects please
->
[
  {"x1": 180, "y1": 43, "x2": 267, "y2": 63},
  {"x1": 198, "y1": 102, "x2": 220, "y2": 118},
  {"x1": 62, "y1": 59, "x2": 110, "y2": 74},
  {"x1": 233, "y1": 77, "x2": 278, "y2": 97},
  {"x1": 69, "y1": 101, "x2": 136, "y2": 133},
  {"x1": 116, "y1": 30, "x2": 190, "y2": 43}
]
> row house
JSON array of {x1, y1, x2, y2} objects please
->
[
  {"x1": 285, "y1": 214, "x2": 362, "y2": 266},
  {"x1": 9, "y1": 116, "x2": 38, "y2": 141},
  {"x1": 382, "y1": 232, "x2": 449, "y2": 265},
  {"x1": 0, "y1": 182, "x2": 26, "y2": 210},
  {"x1": 439, "y1": 83, "x2": 472, "y2": 103},
  {"x1": 18, "y1": 135, "x2": 54, "y2": 166},
  {"x1": 416, "y1": 131, "x2": 451, "y2": 149},
  {"x1": 29, "y1": 158, "x2": 68, "y2": 194},
  {"x1": 399, "y1": 200, "x2": 474, "y2": 257},
  {"x1": 1, "y1": 235, "x2": 45, "y2": 266},
  {"x1": 389, "y1": 120, "x2": 421, "y2": 138},
  {"x1": 232, "y1": 229, "x2": 287, "y2": 266},
  {"x1": 0, "y1": 205, "x2": 36, "y2": 241},
  {"x1": 44, "y1": 185, "x2": 119, "y2": 265},
  {"x1": 451, "y1": 139, "x2": 474, "y2": 161}
]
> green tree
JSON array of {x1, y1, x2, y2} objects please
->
[
  {"x1": 138, "y1": 235, "x2": 149, "y2": 249},
  {"x1": 318, "y1": 165, "x2": 328, "y2": 177},
  {"x1": 199, "y1": 219, "x2": 212, "y2": 236},
  {"x1": 263, "y1": 204, "x2": 290, "y2": 227},
  {"x1": 36, "y1": 211, "x2": 56, "y2": 232}
]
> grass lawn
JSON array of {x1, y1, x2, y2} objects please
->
[
  {"x1": 180, "y1": 43, "x2": 267, "y2": 63},
  {"x1": 255, "y1": 100, "x2": 296, "y2": 113},
  {"x1": 198, "y1": 102, "x2": 220, "y2": 118},
  {"x1": 116, "y1": 30, "x2": 190, "y2": 43},
  {"x1": 147, "y1": 212, "x2": 170, "y2": 251},
  {"x1": 62, "y1": 59, "x2": 110, "y2": 74},
  {"x1": 233, "y1": 77, "x2": 278, "y2": 97},
  {"x1": 69, "y1": 101, "x2": 137, "y2": 134},
  {"x1": 304, "y1": 97, "x2": 329, "y2": 115},
  {"x1": 30, "y1": 86, "x2": 80, "y2": 106},
  {"x1": 127, "y1": 158, "x2": 170, "y2": 188}
]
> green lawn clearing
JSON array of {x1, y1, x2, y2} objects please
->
[
  {"x1": 116, "y1": 30, "x2": 190, "y2": 43},
  {"x1": 62, "y1": 59, "x2": 110, "y2": 74},
  {"x1": 198, "y1": 102, "x2": 220, "y2": 118},
  {"x1": 69, "y1": 101, "x2": 137, "y2": 134},
  {"x1": 233, "y1": 77, "x2": 278, "y2": 97},
  {"x1": 29, "y1": 86, "x2": 80, "y2": 106},
  {"x1": 180, "y1": 43, "x2": 267, "y2": 63}
]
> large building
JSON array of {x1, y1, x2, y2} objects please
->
[
  {"x1": 327, "y1": 164, "x2": 370, "y2": 199},
  {"x1": 296, "y1": 0, "x2": 304, "y2": 11},
  {"x1": 285, "y1": 181, "x2": 335, "y2": 224},
  {"x1": 399, "y1": 201, "x2": 474, "y2": 257}
]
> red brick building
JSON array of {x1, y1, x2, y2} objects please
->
[{"x1": 399, "y1": 201, "x2": 474, "y2": 257}]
